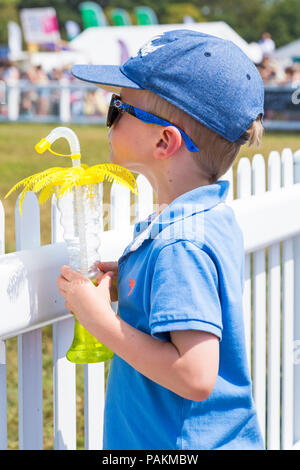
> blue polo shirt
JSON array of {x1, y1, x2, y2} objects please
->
[{"x1": 103, "y1": 180, "x2": 264, "y2": 450}]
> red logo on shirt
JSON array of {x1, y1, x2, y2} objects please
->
[{"x1": 128, "y1": 278, "x2": 135, "y2": 296}]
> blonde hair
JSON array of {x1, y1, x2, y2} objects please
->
[{"x1": 143, "y1": 90, "x2": 264, "y2": 184}]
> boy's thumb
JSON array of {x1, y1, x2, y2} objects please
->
[{"x1": 97, "y1": 271, "x2": 115, "y2": 286}]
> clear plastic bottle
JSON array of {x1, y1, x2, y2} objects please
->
[{"x1": 57, "y1": 184, "x2": 114, "y2": 363}]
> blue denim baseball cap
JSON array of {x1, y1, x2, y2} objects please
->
[{"x1": 71, "y1": 29, "x2": 264, "y2": 143}]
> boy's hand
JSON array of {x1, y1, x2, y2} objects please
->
[
  {"x1": 56, "y1": 265, "x2": 115, "y2": 330},
  {"x1": 98, "y1": 261, "x2": 119, "y2": 302}
]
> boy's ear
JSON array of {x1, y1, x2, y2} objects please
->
[{"x1": 154, "y1": 126, "x2": 183, "y2": 160}]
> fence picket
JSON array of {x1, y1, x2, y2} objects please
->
[
  {"x1": 51, "y1": 195, "x2": 77, "y2": 450},
  {"x1": 267, "y1": 151, "x2": 281, "y2": 450},
  {"x1": 15, "y1": 192, "x2": 43, "y2": 450},
  {"x1": 0, "y1": 339, "x2": 7, "y2": 450},
  {"x1": 110, "y1": 180, "x2": 131, "y2": 230},
  {"x1": 83, "y1": 184, "x2": 105, "y2": 450},
  {"x1": 223, "y1": 166, "x2": 233, "y2": 202},
  {"x1": 0, "y1": 200, "x2": 4, "y2": 255},
  {"x1": 135, "y1": 174, "x2": 154, "y2": 221},
  {"x1": 0, "y1": 201, "x2": 7, "y2": 450},
  {"x1": 237, "y1": 157, "x2": 252, "y2": 371},
  {"x1": 84, "y1": 363, "x2": 105, "y2": 450},
  {"x1": 281, "y1": 149, "x2": 294, "y2": 449},
  {"x1": 252, "y1": 154, "x2": 267, "y2": 445},
  {"x1": 293, "y1": 153, "x2": 300, "y2": 447}
]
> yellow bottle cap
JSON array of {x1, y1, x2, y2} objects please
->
[{"x1": 35, "y1": 138, "x2": 51, "y2": 154}]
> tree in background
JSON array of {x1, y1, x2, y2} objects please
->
[
  {"x1": 200, "y1": 0, "x2": 300, "y2": 48},
  {"x1": 160, "y1": 3, "x2": 205, "y2": 24},
  {"x1": 199, "y1": 0, "x2": 269, "y2": 44},
  {"x1": 264, "y1": 0, "x2": 300, "y2": 48},
  {"x1": 0, "y1": 0, "x2": 299, "y2": 51},
  {"x1": 0, "y1": 0, "x2": 84, "y2": 45},
  {"x1": 0, "y1": 0, "x2": 20, "y2": 46}
]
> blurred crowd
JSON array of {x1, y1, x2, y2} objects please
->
[
  {"x1": 256, "y1": 32, "x2": 300, "y2": 86},
  {"x1": 0, "y1": 60, "x2": 109, "y2": 118},
  {"x1": 257, "y1": 56, "x2": 300, "y2": 86},
  {"x1": 1, "y1": 31, "x2": 300, "y2": 119}
]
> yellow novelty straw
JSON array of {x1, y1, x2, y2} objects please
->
[
  {"x1": 5, "y1": 140, "x2": 138, "y2": 215},
  {"x1": 35, "y1": 138, "x2": 81, "y2": 159}
]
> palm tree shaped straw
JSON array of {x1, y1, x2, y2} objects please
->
[{"x1": 5, "y1": 126, "x2": 138, "y2": 363}]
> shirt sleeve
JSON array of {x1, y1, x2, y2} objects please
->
[{"x1": 149, "y1": 240, "x2": 222, "y2": 342}]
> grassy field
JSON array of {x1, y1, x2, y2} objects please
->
[{"x1": 1, "y1": 122, "x2": 300, "y2": 449}]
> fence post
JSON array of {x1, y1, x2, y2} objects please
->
[
  {"x1": 0, "y1": 79, "x2": 5, "y2": 104},
  {"x1": 267, "y1": 151, "x2": 281, "y2": 450},
  {"x1": 237, "y1": 157, "x2": 252, "y2": 372},
  {"x1": 252, "y1": 154, "x2": 267, "y2": 445},
  {"x1": 7, "y1": 80, "x2": 19, "y2": 121},
  {"x1": 15, "y1": 192, "x2": 43, "y2": 450},
  {"x1": 0, "y1": 200, "x2": 7, "y2": 450},
  {"x1": 59, "y1": 79, "x2": 71, "y2": 123},
  {"x1": 293, "y1": 151, "x2": 300, "y2": 447},
  {"x1": 83, "y1": 183, "x2": 105, "y2": 450},
  {"x1": 281, "y1": 148, "x2": 295, "y2": 449},
  {"x1": 51, "y1": 195, "x2": 77, "y2": 450},
  {"x1": 0, "y1": 340, "x2": 7, "y2": 450}
]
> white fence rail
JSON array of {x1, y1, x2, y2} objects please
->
[{"x1": 1, "y1": 149, "x2": 300, "y2": 450}]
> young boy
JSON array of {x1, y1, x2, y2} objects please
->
[{"x1": 57, "y1": 30, "x2": 265, "y2": 450}]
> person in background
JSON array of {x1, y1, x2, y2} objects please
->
[{"x1": 258, "y1": 32, "x2": 276, "y2": 58}]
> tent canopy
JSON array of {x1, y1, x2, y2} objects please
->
[
  {"x1": 274, "y1": 39, "x2": 300, "y2": 65},
  {"x1": 70, "y1": 22, "x2": 263, "y2": 65}
]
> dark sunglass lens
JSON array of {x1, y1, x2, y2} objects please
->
[
  {"x1": 106, "y1": 94, "x2": 118, "y2": 127},
  {"x1": 107, "y1": 105, "x2": 119, "y2": 128}
]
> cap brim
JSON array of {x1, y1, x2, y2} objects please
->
[{"x1": 71, "y1": 65, "x2": 143, "y2": 93}]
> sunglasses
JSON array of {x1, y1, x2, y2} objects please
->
[{"x1": 106, "y1": 94, "x2": 199, "y2": 153}]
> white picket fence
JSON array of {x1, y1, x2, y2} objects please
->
[{"x1": 1, "y1": 148, "x2": 300, "y2": 450}]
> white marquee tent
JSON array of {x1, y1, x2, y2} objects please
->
[
  {"x1": 69, "y1": 22, "x2": 263, "y2": 66},
  {"x1": 274, "y1": 39, "x2": 300, "y2": 66}
]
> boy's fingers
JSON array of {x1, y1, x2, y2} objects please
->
[
  {"x1": 56, "y1": 276, "x2": 68, "y2": 291},
  {"x1": 98, "y1": 261, "x2": 118, "y2": 273},
  {"x1": 101, "y1": 271, "x2": 114, "y2": 287},
  {"x1": 97, "y1": 271, "x2": 115, "y2": 287},
  {"x1": 60, "y1": 265, "x2": 82, "y2": 281}
]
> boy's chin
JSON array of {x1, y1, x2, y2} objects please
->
[
  {"x1": 109, "y1": 150, "x2": 118, "y2": 164},
  {"x1": 109, "y1": 150, "x2": 123, "y2": 166},
  {"x1": 109, "y1": 152, "x2": 136, "y2": 172}
]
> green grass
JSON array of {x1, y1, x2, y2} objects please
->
[{"x1": 1, "y1": 123, "x2": 300, "y2": 449}]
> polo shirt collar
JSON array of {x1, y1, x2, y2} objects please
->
[{"x1": 122, "y1": 180, "x2": 229, "y2": 258}]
